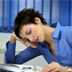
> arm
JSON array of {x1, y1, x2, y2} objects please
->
[
  {"x1": 41, "y1": 27, "x2": 72, "y2": 72},
  {"x1": 65, "y1": 27, "x2": 72, "y2": 71},
  {"x1": 5, "y1": 33, "x2": 41, "y2": 64},
  {"x1": 41, "y1": 62, "x2": 72, "y2": 72}
]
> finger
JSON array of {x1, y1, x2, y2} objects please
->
[
  {"x1": 51, "y1": 67, "x2": 59, "y2": 72},
  {"x1": 43, "y1": 62, "x2": 55, "y2": 70},
  {"x1": 23, "y1": 42, "x2": 29, "y2": 47},
  {"x1": 33, "y1": 42, "x2": 38, "y2": 45},
  {"x1": 22, "y1": 38, "x2": 37, "y2": 48},
  {"x1": 26, "y1": 41, "x2": 37, "y2": 48},
  {"x1": 31, "y1": 42, "x2": 37, "y2": 47},
  {"x1": 49, "y1": 63, "x2": 61, "y2": 72},
  {"x1": 42, "y1": 64, "x2": 55, "y2": 72},
  {"x1": 42, "y1": 62, "x2": 58, "y2": 72},
  {"x1": 21, "y1": 38, "x2": 37, "y2": 48},
  {"x1": 32, "y1": 42, "x2": 38, "y2": 46},
  {"x1": 20, "y1": 39, "x2": 29, "y2": 47}
]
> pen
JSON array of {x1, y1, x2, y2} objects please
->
[{"x1": 22, "y1": 67, "x2": 32, "y2": 70}]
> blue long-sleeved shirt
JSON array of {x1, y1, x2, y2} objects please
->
[{"x1": 5, "y1": 22, "x2": 72, "y2": 67}]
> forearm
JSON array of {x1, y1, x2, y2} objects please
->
[
  {"x1": 5, "y1": 44, "x2": 41, "y2": 64},
  {"x1": 5, "y1": 41, "x2": 16, "y2": 64},
  {"x1": 5, "y1": 32, "x2": 16, "y2": 63}
]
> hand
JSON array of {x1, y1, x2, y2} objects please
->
[
  {"x1": 41, "y1": 62, "x2": 68, "y2": 72},
  {"x1": 10, "y1": 32, "x2": 37, "y2": 48}
]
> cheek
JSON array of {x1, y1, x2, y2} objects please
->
[{"x1": 32, "y1": 28, "x2": 37, "y2": 35}]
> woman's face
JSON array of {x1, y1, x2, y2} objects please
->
[{"x1": 19, "y1": 23, "x2": 45, "y2": 43}]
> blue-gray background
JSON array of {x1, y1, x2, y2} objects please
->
[{"x1": 0, "y1": 0, "x2": 72, "y2": 33}]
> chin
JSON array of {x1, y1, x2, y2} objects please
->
[
  {"x1": 38, "y1": 36, "x2": 44, "y2": 42},
  {"x1": 39, "y1": 39, "x2": 44, "y2": 42}
]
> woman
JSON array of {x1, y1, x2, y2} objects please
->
[{"x1": 5, "y1": 8, "x2": 72, "y2": 72}]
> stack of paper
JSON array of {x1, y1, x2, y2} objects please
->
[{"x1": 0, "y1": 64, "x2": 43, "y2": 72}]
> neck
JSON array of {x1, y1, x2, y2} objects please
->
[{"x1": 43, "y1": 25, "x2": 55, "y2": 45}]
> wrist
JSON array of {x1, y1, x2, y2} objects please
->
[
  {"x1": 64, "y1": 67, "x2": 68, "y2": 72},
  {"x1": 65, "y1": 66, "x2": 72, "y2": 72},
  {"x1": 10, "y1": 33, "x2": 16, "y2": 43}
]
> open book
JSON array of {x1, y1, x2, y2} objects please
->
[{"x1": 0, "y1": 64, "x2": 43, "y2": 72}]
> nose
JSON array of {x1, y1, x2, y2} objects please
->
[{"x1": 28, "y1": 36, "x2": 34, "y2": 42}]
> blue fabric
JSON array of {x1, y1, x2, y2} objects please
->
[{"x1": 5, "y1": 22, "x2": 72, "y2": 67}]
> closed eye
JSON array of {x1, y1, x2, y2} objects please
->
[{"x1": 27, "y1": 28, "x2": 31, "y2": 35}]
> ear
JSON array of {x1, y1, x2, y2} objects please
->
[{"x1": 34, "y1": 17, "x2": 41, "y2": 24}]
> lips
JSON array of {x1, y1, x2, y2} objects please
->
[{"x1": 36, "y1": 37, "x2": 38, "y2": 42}]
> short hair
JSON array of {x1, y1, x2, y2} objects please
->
[{"x1": 14, "y1": 8, "x2": 47, "y2": 38}]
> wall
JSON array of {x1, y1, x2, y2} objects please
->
[
  {"x1": 0, "y1": 33, "x2": 48, "y2": 67},
  {"x1": 0, "y1": 0, "x2": 72, "y2": 33}
]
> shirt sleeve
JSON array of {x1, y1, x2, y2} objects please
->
[
  {"x1": 66, "y1": 26, "x2": 72, "y2": 47},
  {"x1": 5, "y1": 41, "x2": 41, "y2": 64}
]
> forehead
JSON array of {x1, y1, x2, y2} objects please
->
[
  {"x1": 19, "y1": 24, "x2": 29, "y2": 37},
  {"x1": 21, "y1": 24, "x2": 30, "y2": 31}
]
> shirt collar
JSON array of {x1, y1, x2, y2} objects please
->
[{"x1": 50, "y1": 22, "x2": 61, "y2": 38}]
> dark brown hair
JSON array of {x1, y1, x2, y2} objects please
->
[{"x1": 14, "y1": 8, "x2": 47, "y2": 38}]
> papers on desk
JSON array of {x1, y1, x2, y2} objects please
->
[{"x1": 0, "y1": 64, "x2": 43, "y2": 72}]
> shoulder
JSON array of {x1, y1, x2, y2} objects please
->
[
  {"x1": 59, "y1": 26, "x2": 72, "y2": 35},
  {"x1": 62, "y1": 26, "x2": 72, "y2": 35},
  {"x1": 61, "y1": 26, "x2": 72, "y2": 44},
  {"x1": 57, "y1": 26, "x2": 72, "y2": 41}
]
